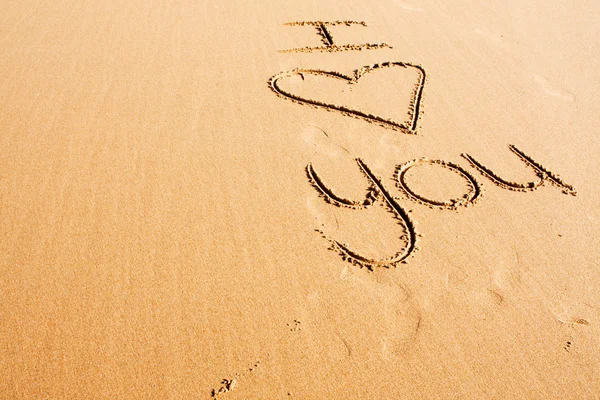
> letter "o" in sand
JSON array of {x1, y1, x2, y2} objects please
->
[{"x1": 395, "y1": 159, "x2": 482, "y2": 210}]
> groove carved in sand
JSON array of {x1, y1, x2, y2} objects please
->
[
  {"x1": 395, "y1": 158, "x2": 482, "y2": 210},
  {"x1": 461, "y1": 144, "x2": 577, "y2": 196},
  {"x1": 269, "y1": 62, "x2": 426, "y2": 133},
  {"x1": 280, "y1": 21, "x2": 392, "y2": 53},
  {"x1": 307, "y1": 159, "x2": 417, "y2": 270}
]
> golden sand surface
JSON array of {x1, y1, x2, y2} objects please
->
[{"x1": 1, "y1": 0, "x2": 599, "y2": 398}]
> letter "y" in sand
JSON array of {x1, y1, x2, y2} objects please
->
[{"x1": 306, "y1": 159, "x2": 417, "y2": 269}]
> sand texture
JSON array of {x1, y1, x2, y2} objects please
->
[{"x1": 1, "y1": 0, "x2": 600, "y2": 398}]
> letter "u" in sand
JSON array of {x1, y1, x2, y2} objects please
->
[{"x1": 462, "y1": 145, "x2": 577, "y2": 196}]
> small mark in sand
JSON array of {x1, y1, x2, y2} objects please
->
[
  {"x1": 394, "y1": 0, "x2": 424, "y2": 11},
  {"x1": 487, "y1": 289, "x2": 504, "y2": 305},
  {"x1": 557, "y1": 317, "x2": 590, "y2": 326},
  {"x1": 211, "y1": 378, "x2": 237, "y2": 398},
  {"x1": 340, "y1": 337, "x2": 352, "y2": 357},
  {"x1": 533, "y1": 74, "x2": 575, "y2": 102},
  {"x1": 474, "y1": 28, "x2": 509, "y2": 50},
  {"x1": 209, "y1": 361, "x2": 261, "y2": 398},
  {"x1": 287, "y1": 319, "x2": 302, "y2": 332},
  {"x1": 248, "y1": 361, "x2": 261, "y2": 372},
  {"x1": 311, "y1": 124, "x2": 329, "y2": 138},
  {"x1": 301, "y1": 124, "x2": 350, "y2": 158},
  {"x1": 564, "y1": 340, "x2": 572, "y2": 352}
]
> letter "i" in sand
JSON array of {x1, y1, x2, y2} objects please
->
[{"x1": 280, "y1": 21, "x2": 392, "y2": 53}]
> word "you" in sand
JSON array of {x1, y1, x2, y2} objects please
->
[{"x1": 307, "y1": 144, "x2": 576, "y2": 270}]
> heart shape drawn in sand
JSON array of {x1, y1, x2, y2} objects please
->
[{"x1": 268, "y1": 62, "x2": 426, "y2": 133}]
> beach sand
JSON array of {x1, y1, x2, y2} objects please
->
[{"x1": 1, "y1": 0, "x2": 599, "y2": 398}]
